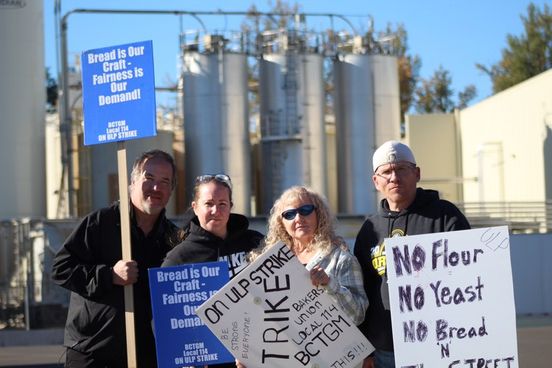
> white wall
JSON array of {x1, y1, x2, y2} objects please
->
[
  {"x1": 405, "y1": 113, "x2": 463, "y2": 202},
  {"x1": 460, "y1": 69, "x2": 552, "y2": 202}
]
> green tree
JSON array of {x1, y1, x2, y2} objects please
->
[
  {"x1": 457, "y1": 84, "x2": 477, "y2": 110},
  {"x1": 242, "y1": 0, "x2": 301, "y2": 33},
  {"x1": 45, "y1": 67, "x2": 58, "y2": 111},
  {"x1": 477, "y1": 3, "x2": 552, "y2": 93},
  {"x1": 414, "y1": 66, "x2": 476, "y2": 113}
]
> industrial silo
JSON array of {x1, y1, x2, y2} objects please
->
[
  {"x1": 333, "y1": 48, "x2": 401, "y2": 215},
  {"x1": 182, "y1": 35, "x2": 252, "y2": 215},
  {"x1": 258, "y1": 31, "x2": 327, "y2": 213},
  {"x1": 0, "y1": 1, "x2": 45, "y2": 218},
  {"x1": 371, "y1": 54, "x2": 401, "y2": 145},
  {"x1": 333, "y1": 53, "x2": 376, "y2": 215}
]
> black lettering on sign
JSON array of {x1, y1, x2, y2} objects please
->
[
  {"x1": 432, "y1": 240, "x2": 484, "y2": 270},
  {"x1": 402, "y1": 320, "x2": 428, "y2": 342},
  {"x1": 398, "y1": 285, "x2": 425, "y2": 312},
  {"x1": 392, "y1": 244, "x2": 426, "y2": 276}
]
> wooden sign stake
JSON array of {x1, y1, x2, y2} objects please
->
[{"x1": 117, "y1": 141, "x2": 137, "y2": 368}]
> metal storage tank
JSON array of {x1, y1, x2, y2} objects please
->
[
  {"x1": 88, "y1": 130, "x2": 176, "y2": 217},
  {"x1": 0, "y1": 2, "x2": 46, "y2": 218},
  {"x1": 371, "y1": 55, "x2": 401, "y2": 145},
  {"x1": 334, "y1": 53, "x2": 401, "y2": 215},
  {"x1": 259, "y1": 35, "x2": 327, "y2": 213},
  {"x1": 333, "y1": 54, "x2": 376, "y2": 215},
  {"x1": 301, "y1": 53, "x2": 327, "y2": 199},
  {"x1": 182, "y1": 37, "x2": 251, "y2": 215}
]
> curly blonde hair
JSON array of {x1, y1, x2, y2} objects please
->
[{"x1": 251, "y1": 186, "x2": 346, "y2": 261}]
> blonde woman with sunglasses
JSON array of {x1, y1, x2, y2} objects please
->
[{"x1": 251, "y1": 186, "x2": 368, "y2": 326}]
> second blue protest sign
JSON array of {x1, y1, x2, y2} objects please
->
[
  {"x1": 149, "y1": 261, "x2": 235, "y2": 367},
  {"x1": 81, "y1": 40, "x2": 156, "y2": 146}
]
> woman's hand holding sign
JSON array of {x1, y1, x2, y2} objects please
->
[{"x1": 309, "y1": 265, "x2": 330, "y2": 287}]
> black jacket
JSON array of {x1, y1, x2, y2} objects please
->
[
  {"x1": 353, "y1": 188, "x2": 470, "y2": 352},
  {"x1": 51, "y1": 203, "x2": 179, "y2": 368},
  {"x1": 162, "y1": 212, "x2": 263, "y2": 368},
  {"x1": 162, "y1": 211, "x2": 263, "y2": 280}
]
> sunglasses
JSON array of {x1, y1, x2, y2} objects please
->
[
  {"x1": 281, "y1": 204, "x2": 316, "y2": 221},
  {"x1": 195, "y1": 173, "x2": 232, "y2": 190}
]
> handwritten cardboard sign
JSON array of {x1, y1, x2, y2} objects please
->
[
  {"x1": 196, "y1": 243, "x2": 374, "y2": 368},
  {"x1": 148, "y1": 262, "x2": 234, "y2": 367},
  {"x1": 386, "y1": 226, "x2": 518, "y2": 368}
]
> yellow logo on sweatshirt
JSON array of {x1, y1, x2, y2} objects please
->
[
  {"x1": 371, "y1": 244, "x2": 387, "y2": 276},
  {"x1": 371, "y1": 229, "x2": 406, "y2": 276}
]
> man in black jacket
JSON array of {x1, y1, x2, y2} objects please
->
[
  {"x1": 354, "y1": 141, "x2": 470, "y2": 368},
  {"x1": 52, "y1": 149, "x2": 180, "y2": 368}
]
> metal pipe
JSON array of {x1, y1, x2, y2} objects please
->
[{"x1": 60, "y1": 12, "x2": 76, "y2": 217}]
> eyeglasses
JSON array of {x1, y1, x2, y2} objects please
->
[
  {"x1": 281, "y1": 204, "x2": 316, "y2": 221},
  {"x1": 195, "y1": 174, "x2": 232, "y2": 190},
  {"x1": 375, "y1": 163, "x2": 416, "y2": 181}
]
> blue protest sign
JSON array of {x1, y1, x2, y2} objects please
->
[
  {"x1": 149, "y1": 262, "x2": 234, "y2": 367},
  {"x1": 81, "y1": 40, "x2": 156, "y2": 145}
]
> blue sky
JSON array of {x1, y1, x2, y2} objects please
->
[{"x1": 45, "y1": 0, "x2": 549, "y2": 108}]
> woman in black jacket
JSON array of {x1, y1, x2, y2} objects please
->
[{"x1": 161, "y1": 174, "x2": 263, "y2": 368}]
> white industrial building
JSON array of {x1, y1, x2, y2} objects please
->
[
  {"x1": 406, "y1": 68, "x2": 552, "y2": 232},
  {"x1": 404, "y1": 113, "x2": 464, "y2": 203},
  {"x1": 460, "y1": 68, "x2": 552, "y2": 204}
]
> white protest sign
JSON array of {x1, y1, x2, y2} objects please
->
[
  {"x1": 386, "y1": 226, "x2": 518, "y2": 368},
  {"x1": 196, "y1": 243, "x2": 374, "y2": 368}
]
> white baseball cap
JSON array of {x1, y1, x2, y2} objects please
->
[{"x1": 372, "y1": 140, "x2": 416, "y2": 172}]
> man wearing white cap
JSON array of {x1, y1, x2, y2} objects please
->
[{"x1": 354, "y1": 140, "x2": 470, "y2": 368}]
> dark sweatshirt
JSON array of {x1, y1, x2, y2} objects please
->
[
  {"x1": 353, "y1": 188, "x2": 470, "y2": 352},
  {"x1": 162, "y1": 212, "x2": 263, "y2": 279},
  {"x1": 161, "y1": 211, "x2": 263, "y2": 368}
]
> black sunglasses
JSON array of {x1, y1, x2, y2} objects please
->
[
  {"x1": 281, "y1": 204, "x2": 316, "y2": 221},
  {"x1": 195, "y1": 174, "x2": 232, "y2": 189}
]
